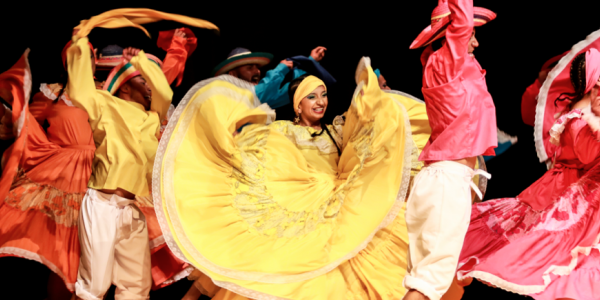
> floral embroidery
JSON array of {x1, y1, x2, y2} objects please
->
[
  {"x1": 3, "y1": 169, "x2": 83, "y2": 227},
  {"x1": 231, "y1": 118, "x2": 375, "y2": 238}
]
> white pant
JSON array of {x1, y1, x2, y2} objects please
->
[
  {"x1": 75, "y1": 189, "x2": 152, "y2": 300},
  {"x1": 402, "y1": 161, "x2": 489, "y2": 300}
]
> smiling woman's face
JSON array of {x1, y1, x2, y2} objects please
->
[{"x1": 298, "y1": 85, "x2": 328, "y2": 125}]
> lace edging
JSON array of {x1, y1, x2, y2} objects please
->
[
  {"x1": 40, "y1": 83, "x2": 58, "y2": 100},
  {"x1": 159, "y1": 265, "x2": 194, "y2": 287},
  {"x1": 152, "y1": 75, "x2": 266, "y2": 265},
  {"x1": 535, "y1": 29, "x2": 600, "y2": 162},
  {"x1": 457, "y1": 232, "x2": 600, "y2": 296},
  {"x1": 0, "y1": 247, "x2": 75, "y2": 292},
  {"x1": 548, "y1": 109, "x2": 582, "y2": 146}
]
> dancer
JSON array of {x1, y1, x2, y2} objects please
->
[
  {"x1": 456, "y1": 31, "x2": 600, "y2": 300},
  {"x1": 65, "y1": 9, "x2": 217, "y2": 299},
  {"x1": 0, "y1": 44, "x2": 96, "y2": 300},
  {"x1": 212, "y1": 46, "x2": 332, "y2": 109},
  {"x1": 404, "y1": 0, "x2": 497, "y2": 299},
  {"x1": 155, "y1": 57, "x2": 414, "y2": 300}
]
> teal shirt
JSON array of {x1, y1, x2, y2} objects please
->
[{"x1": 255, "y1": 57, "x2": 315, "y2": 109}]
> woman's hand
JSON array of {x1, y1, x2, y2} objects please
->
[
  {"x1": 310, "y1": 46, "x2": 327, "y2": 62},
  {"x1": 122, "y1": 47, "x2": 141, "y2": 62}
]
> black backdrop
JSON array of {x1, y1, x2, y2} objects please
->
[{"x1": 1, "y1": 0, "x2": 600, "y2": 299}]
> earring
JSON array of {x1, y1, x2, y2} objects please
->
[{"x1": 294, "y1": 112, "x2": 301, "y2": 124}]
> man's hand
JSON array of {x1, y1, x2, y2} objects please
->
[
  {"x1": 174, "y1": 28, "x2": 187, "y2": 39},
  {"x1": 310, "y1": 46, "x2": 327, "y2": 62},
  {"x1": 122, "y1": 47, "x2": 142, "y2": 62},
  {"x1": 280, "y1": 59, "x2": 294, "y2": 69}
]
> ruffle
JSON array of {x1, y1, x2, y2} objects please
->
[
  {"x1": 535, "y1": 28, "x2": 600, "y2": 162},
  {"x1": 548, "y1": 109, "x2": 582, "y2": 146},
  {"x1": 0, "y1": 247, "x2": 75, "y2": 292},
  {"x1": 458, "y1": 162, "x2": 600, "y2": 296}
]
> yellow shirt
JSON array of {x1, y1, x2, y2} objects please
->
[{"x1": 67, "y1": 37, "x2": 173, "y2": 196}]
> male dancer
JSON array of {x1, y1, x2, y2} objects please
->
[
  {"x1": 67, "y1": 31, "x2": 172, "y2": 300},
  {"x1": 403, "y1": 0, "x2": 497, "y2": 299}
]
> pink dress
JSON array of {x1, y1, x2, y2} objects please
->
[{"x1": 457, "y1": 108, "x2": 600, "y2": 299}]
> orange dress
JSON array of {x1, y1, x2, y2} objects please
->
[{"x1": 0, "y1": 85, "x2": 94, "y2": 292}]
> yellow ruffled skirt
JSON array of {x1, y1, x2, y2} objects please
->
[{"x1": 154, "y1": 60, "x2": 413, "y2": 299}]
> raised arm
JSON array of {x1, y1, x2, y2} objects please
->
[
  {"x1": 162, "y1": 29, "x2": 189, "y2": 86},
  {"x1": 444, "y1": 0, "x2": 473, "y2": 78},
  {"x1": 129, "y1": 50, "x2": 173, "y2": 120},
  {"x1": 66, "y1": 36, "x2": 106, "y2": 124},
  {"x1": 255, "y1": 62, "x2": 292, "y2": 109}
]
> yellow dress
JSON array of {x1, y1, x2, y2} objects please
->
[{"x1": 154, "y1": 58, "x2": 414, "y2": 299}]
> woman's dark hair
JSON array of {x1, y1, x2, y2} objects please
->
[
  {"x1": 555, "y1": 52, "x2": 587, "y2": 106},
  {"x1": 287, "y1": 74, "x2": 341, "y2": 156},
  {"x1": 54, "y1": 71, "x2": 69, "y2": 103}
]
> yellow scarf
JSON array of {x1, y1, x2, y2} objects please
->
[
  {"x1": 75, "y1": 8, "x2": 219, "y2": 38},
  {"x1": 293, "y1": 75, "x2": 325, "y2": 116}
]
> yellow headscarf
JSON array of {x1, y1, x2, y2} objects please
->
[
  {"x1": 293, "y1": 75, "x2": 326, "y2": 116},
  {"x1": 74, "y1": 8, "x2": 219, "y2": 39}
]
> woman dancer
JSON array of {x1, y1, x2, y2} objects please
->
[
  {"x1": 456, "y1": 44, "x2": 600, "y2": 299},
  {"x1": 0, "y1": 43, "x2": 97, "y2": 300},
  {"x1": 156, "y1": 58, "x2": 414, "y2": 299}
]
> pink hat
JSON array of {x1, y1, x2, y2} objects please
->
[
  {"x1": 410, "y1": 3, "x2": 496, "y2": 49},
  {"x1": 535, "y1": 29, "x2": 600, "y2": 162}
]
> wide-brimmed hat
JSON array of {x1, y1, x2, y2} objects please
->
[
  {"x1": 211, "y1": 47, "x2": 273, "y2": 76},
  {"x1": 535, "y1": 29, "x2": 600, "y2": 163},
  {"x1": 410, "y1": 3, "x2": 496, "y2": 49},
  {"x1": 96, "y1": 45, "x2": 124, "y2": 70}
]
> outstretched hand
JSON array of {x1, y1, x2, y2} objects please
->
[
  {"x1": 122, "y1": 47, "x2": 142, "y2": 62},
  {"x1": 280, "y1": 59, "x2": 294, "y2": 69},
  {"x1": 174, "y1": 28, "x2": 187, "y2": 39},
  {"x1": 310, "y1": 46, "x2": 327, "y2": 62}
]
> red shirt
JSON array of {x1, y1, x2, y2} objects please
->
[{"x1": 419, "y1": 0, "x2": 497, "y2": 161}]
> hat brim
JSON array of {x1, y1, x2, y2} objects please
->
[
  {"x1": 212, "y1": 52, "x2": 273, "y2": 76},
  {"x1": 410, "y1": 7, "x2": 496, "y2": 49},
  {"x1": 534, "y1": 29, "x2": 600, "y2": 162}
]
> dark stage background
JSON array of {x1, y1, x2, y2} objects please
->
[{"x1": 1, "y1": 0, "x2": 600, "y2": 299}]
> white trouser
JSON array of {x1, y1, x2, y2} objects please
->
[
  {"x1": 402, "y1": 161, "x2": 490, "y2": 300},
  {"x1": 75, "y1": 189, "x2": 152, "y2": 300}
]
